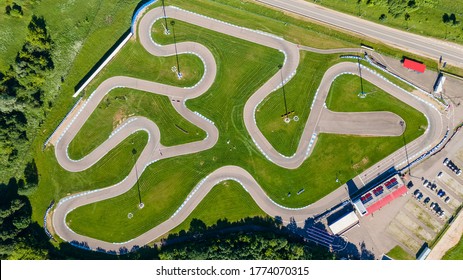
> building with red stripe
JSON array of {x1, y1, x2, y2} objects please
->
[
  {"x1": 403, "y1": 59, "x2": 426, "y2": 73},
  {"x1": 352, "y1": 174, "x2": 407, "y2": 216}
]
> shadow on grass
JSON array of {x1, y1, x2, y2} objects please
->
[{"x1": 49, "y1": 214, "x2": 375, "y2": 259}]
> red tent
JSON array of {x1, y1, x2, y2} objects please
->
[{"x1": 403, "y1": 59, "x2": 426, "y2": 73}]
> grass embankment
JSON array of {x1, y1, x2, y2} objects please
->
[
  {"x1": 310, "y1": 0, "x2": 463, "y2": 45},
  {"x1": 65, "y1": 18, "x2": 426, "y2": 243},
  {"x1": 386, "y1": 245, "x2": 415, "y2": 260}
]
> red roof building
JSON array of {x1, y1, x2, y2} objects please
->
[{"x1": 403, "y1": 59, "x2": 426, "y2": 73}]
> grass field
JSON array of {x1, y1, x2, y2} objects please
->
[
  {"x1": 68, "y1": 88, "x2": 206, "y2": 160},
  {"x1": 256, "y1": 52, "x2": 341, "y2": 156},
  {"x1": 311, "y1": 0, "x2": 463, "y2": 45},
  {"x1": 326, "y1": 74, "x2": 427, "y2": 141},
  {"x1": 67, "y1": 180, "x2": 267, "y2": 242},
  {"x1": 62, "y1": 16, "x2": 427, "y2": 242},
  {"x1": 29, "y1": 131, "x2": 148, "y2": 223},
  {"x1": 386, "y1": 245, "x2": 415, "y2": 260},
  {"x1": 171, "y1": 180, "x2": 267, "y2": 233},
  {"x1": 81, "y1": 40, "x2": 205, "y2": 96},
  {"x1": 256, "y1": 58, "x2": 424, "y2": 157}
]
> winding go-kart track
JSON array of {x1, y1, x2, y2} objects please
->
[{"x1": 51, "y1": 6, "x2": 449, "y2": 252}]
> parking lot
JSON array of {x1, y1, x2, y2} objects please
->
[
  {"x1": 340, "y1": 140, "x2": 463, "y2": 259},
  {"x1": 384, "y1": 146, "x2": 463, "y2": 257}
]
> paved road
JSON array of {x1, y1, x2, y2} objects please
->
[
  {"x1": 256, "y1": 0, "x2": 463, "y2": 67},
  {"x1": 51, "y1": 6, "x2": 447, "y2": 252}
]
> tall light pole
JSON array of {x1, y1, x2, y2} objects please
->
[
  {"x1": 132, "y1": 148, "x2": 143, "y2": 208},
  {"x1": 278, "y1": 64, "x2": 289, "y2": 118},
  {"x1": 400, "y1": 121, "x2": 411, "y2": 176},
  {"x1": 357, "y1": 57, "x2": 365, "y2": 95},
  {"x1": 170, "y1": 20, "x2": 181, "y2": 78},
  {"x1": 161, "y1": 0, "x2": 169, "y2": 34}
]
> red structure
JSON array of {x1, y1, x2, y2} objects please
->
[
  {"x1": 403, "y1": 59, "x2": 426, "y2": 73},
  {"x1": 366, "y1": 185, "x2": 407, "y2": 215}
]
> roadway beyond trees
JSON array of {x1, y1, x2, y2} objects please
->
[{"x1": 51, "y1": 6, "x2": 447, "y2": 252}]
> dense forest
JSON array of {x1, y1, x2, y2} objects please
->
[
  {"x1": 0, "y1": 13, "x2": 50, "y2": 186},
  {"x1": 159, "y1": 229, "x2": 334, "y2": 260},
  {"x1": 0, "y1": 178, "x2": 49, "y2": 259}
]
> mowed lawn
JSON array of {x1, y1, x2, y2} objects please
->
[
  {"x1": 256, "y1": 51, "x2": 345, "y2": 156},
  {"x1": 67, "y1": 87, "x2": 207, "y2": 159},
  {"x1": 171, "y1": 180, "x2": 267, "y2": 233},
  {"x1": 386, "y1": 245, "x2": 415, "y2": 260},
  {"x1": 67, "y1": 180, "x2": 267, "y2": 242},
  {"x1": 326, "y1": 74, "x2": 427, "y2": 143},
  {"x1": 81, "y1": 40, "x2": 205, "y2": 96},
  {"x1": 65, "y1": 18, "x2": 427, "y2": 243}
]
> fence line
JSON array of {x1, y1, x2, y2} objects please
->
[{"x1": 72, "y1": 33, "x2": 133, "y2": 97}]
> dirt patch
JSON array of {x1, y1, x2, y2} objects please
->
[
  {"x1": 395, "y1": 212, "x2": 433, "y2": 242},
  {"x1": 387, "y1": 221, "x2": 421, "y2": 253},
  {"x1": 113, "y1": 108, "x2": 127, "y2": 129},
  {"x1": 457, "y1": 147, "x2": 463, "y2": 163},
  {"x1": 46, "y1": 210, "x2": 56, "y2": 237},
  {"x1": 352, "y1": 157, "x2": 369, "y2": 170},
  {"x1": 404, "y1": 201, "x2": 443, "y2": 233},
  {"x1": 441, "y1": 175, "x2": 463, "y2": 197}
]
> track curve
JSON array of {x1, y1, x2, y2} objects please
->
[{"x1": 52, "y1": 6, "x2": 447, "y2": 252}]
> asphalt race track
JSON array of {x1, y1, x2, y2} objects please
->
[{"x1": 51, "y1": 6, "x2": 448, "y2": 252}]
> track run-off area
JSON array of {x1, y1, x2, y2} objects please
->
[{"x1": 51, "y1": 6, "x2": 448, "y2": 252}]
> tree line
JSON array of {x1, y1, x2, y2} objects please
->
[{"x1": 0, "y1": 14, "x2": 51, "y2": 189}]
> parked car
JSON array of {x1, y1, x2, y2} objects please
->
[
  {"x1": 437, "y1": 189, "x2": 446, "y2": 197},
  {"x1": 437, "y1": 171, "x2": 443, "y2": 178},
  {"x1": 417, "y1": 193, "x2": 423, "y2": 200},
  {"x1": 443, "y1": 158, "x2": 449, "y2": 165},
  {"x1": 423, "y1": 179, "x2": 428, "y2": 186},
  {"x1": 423, "y1": 197, "x2": 430, "y2": 204},
  {"x1": 413, "y1": 189, "x2": 420, "y2": 196},
  {"x1": 445, "y1": 196, "x2": 451, "y2": 203}
]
